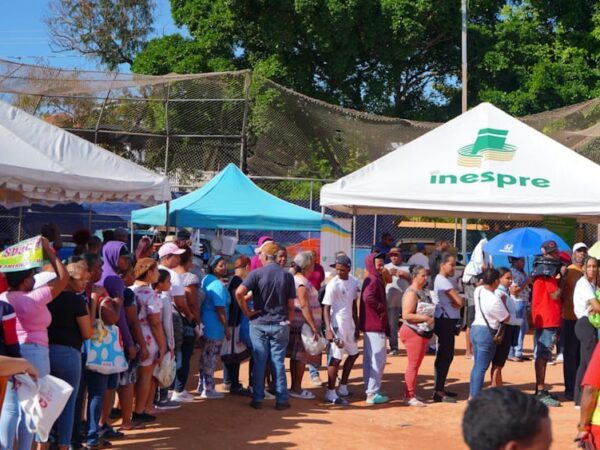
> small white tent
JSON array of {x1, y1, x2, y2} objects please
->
[
  {"x1": 0, "y1": 100, "x2": 170, "y2": 207},
  {"x1": 321, "y1": 103, "x2": 600, "y2": 222}
]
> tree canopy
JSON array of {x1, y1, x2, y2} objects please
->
[{"x1": 129, "y1": 0, "x2": 600, "y2": 120}]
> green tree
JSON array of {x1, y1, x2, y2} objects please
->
[{"x1": 45, "y1": 0, "x2": 156, "y2": 70}]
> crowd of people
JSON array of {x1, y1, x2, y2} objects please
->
[{"x1": 1, "y1": 227, "x2": 599, "y2": 449}]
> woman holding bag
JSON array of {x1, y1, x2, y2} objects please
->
[
  {"x1": 0, "y1": 236, "x2": 69, "y2": 450},
  {"x1": 198, "y1": 255, "x2": 231, "y2": 399},
  {"x1": 469, "y1": 268, "x2": 510, "y2": 398},
  {"x1": 400, "y1": 265, "x2": 435, "y2": 407},
  {"x1": 287, "y1": 251, "x2": 322, "y2": 400},
  {"x1": 223, "y1": 255, "x2": 252, "y2": 396},
  {"x1": 47, "y1": 261, "x2": 93, "y2": 450},
  {"x1": 131, "y1": 258, "x2": 166, "y2": 421}
]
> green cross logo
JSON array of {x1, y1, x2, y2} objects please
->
[{"x1": 457, "y1": 128, "x2": 516, "y2": 167}]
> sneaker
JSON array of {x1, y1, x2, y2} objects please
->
[
  {"x1": 171, "y1": 390, "x2": 195, "y2": 403},
  {"x1": 337, "y1": 386, "x2": 353, "y2": 397},
  {"x1": 275, "y1": 402, "x2": 291, "y2": 410},
  {"x1": 311, "y1": 375, "x2": 325, "y2": 386},
  {"x1": 108, "y1": 408, "x2": 121, "y2": 420},
  {"x1": 366, "y1": 393, "x2": 389, "y2": 405},
  {"x1": 200, "y1": 390, "x2": 225, "y2": 399},
  {"x1": 388, "y1": 349, "x2": 399, "y2": 356},
  {"x1": 132, "y1": 412, "x2": 155, "y2": 423},
  {"x1": 325, "y1": 396, "x2": 349, "y2": 406},
  {"x1": 263, "y1": 390, "x2": 276, "y2": 400},
  {"x1": 433, "y1": 393, "x2": 457, "y2": 403},
  {"x1": 222, "y1": 382, "x2": 231, "y2": 393},
  {"x1": 556, "y1": 353, "x2": 564, "y2": 363},
  {"x1": 155, "y1": 400, "x2": 182, "y2": 410},
  {"x1": 535, "y1": 390, "x2": 561, "y2": 407},
  {"x1": 250, "y1": 400, "x2": 262, "y2": 410},
  {"x1": 407, "y1": 397, "x2": 426, "y2": 407},
  {"x1": 98, "y1": 425, "x2": 124, "y2": 439},
  {"x1": 230, "y1": 386, "x2": 252, "y2": 397}
]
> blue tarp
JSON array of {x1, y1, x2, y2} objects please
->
[{"x1": 131, "y1": 164, "x2": 325, "y2": 231}]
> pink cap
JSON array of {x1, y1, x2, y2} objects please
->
[
  {"x1": 254, "y1": 236, "x2": 274, "y2": 255},
  {"x1": 158, "y1": 242, "x2": 185, "y2": 259}
]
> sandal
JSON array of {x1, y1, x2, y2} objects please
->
[
  {"x1": 289, "y1": 389, "x2": 315, "y2": 400},
  {"x1": 119, "y1": 422, "x2": 145, "y2": 431}
]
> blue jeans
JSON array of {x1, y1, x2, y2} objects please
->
[
  {"x1": 509, "y1": 301, "x2": 528, "y2": 358},
  {"x1": 469, "y1": 325, "x2": 496, "y2": 397},
  {"x1": 174, "y1": 340, "x2": 194, "y2": 393},
  {"x1": 85, "y1": 370, "x2": 111, "y2": 444},
  {"x1": 534, "y1": 328, "x2": 558, "y2": 361},
  {"x1": 49, "y1": 345, "x2": 81, "y2": 446},
  {"x1": 0, "y1": 343, "x2": 50, "y2": 450},
  {"x1": 249, "y1": 322, "x2": 289, "y2": 405}
]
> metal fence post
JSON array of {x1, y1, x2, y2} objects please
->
[
  {"x1": 373, "y1": 214, "x2": 378, "y2": 247},
  {"x1": 239, "y1": 71, "x2": 251, "y2": 173},
  {"x1": 164, "y1": 83, "x2": 171, "y2": 176},
  {"x1": 17, "y1": 207, "x2": 22, "y2": 241}
]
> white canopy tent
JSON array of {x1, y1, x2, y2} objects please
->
[
  {"x1": 0, "y1": 100, "x2": 170, "y2": 208},
  {"x1": 321, "y1": 103, "x2": 600, "y2": 223}
]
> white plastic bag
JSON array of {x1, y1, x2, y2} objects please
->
[
  {"x1": 301, "y1": 323, "x2": 328, "y2": 356},
  {"x1": 14, "y1": 374, "x2": 73, "y2": 442},
  {"x1": 153, "y1": 352, "x2": 176, "y2": 388}
]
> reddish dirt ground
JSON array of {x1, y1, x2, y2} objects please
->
[{"x1": 108, "y1": 334, "x2": 579, "y2": 450}]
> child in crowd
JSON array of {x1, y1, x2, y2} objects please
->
[{"x1": 153, "y1": 270, "x2": 179, "y2": 410}]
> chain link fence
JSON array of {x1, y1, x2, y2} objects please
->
[{"x1": 0, "y1": 59, "x2": 598, "y2": 253}]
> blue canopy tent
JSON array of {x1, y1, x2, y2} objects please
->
[{"x1": 131, "y1": 164, "x2": 325, "y2": 231}]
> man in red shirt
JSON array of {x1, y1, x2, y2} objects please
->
[{"x1": 532, "y1": 240, "x2": 563, "y2": 407}]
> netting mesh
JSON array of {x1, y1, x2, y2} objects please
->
[{"x1": 0, "y1": 59, "x2": 598, "y2": 248}]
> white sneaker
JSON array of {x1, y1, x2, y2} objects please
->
[
  {"x1": 200, "y1": 390, "x2": 224, "y2": 399},
  {"x1": 556, "y1": 353, "x2": 564, "y2": 363},
  {"x1": 171, "y1": 390, "x2": 195, "y2": 403},
  {"x1": 311, "y1": 376, "x2": 325, "y2": 386},
  {"x1": 407, "y1": 397, "x2": 426, "y2": 407}
]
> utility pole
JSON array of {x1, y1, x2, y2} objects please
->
[{"x1": 461, "y1": 0, "x2": 468, "y2": 260}]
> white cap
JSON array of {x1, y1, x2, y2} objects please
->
[
  {"x1": 573, "y1": 242, "x2": 588, "y2": 253},
  {"x1": 158, "y1": 242, "x2": 186, "y2": 259}
]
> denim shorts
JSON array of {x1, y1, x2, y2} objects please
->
[{"x1": 534, "y1": 327, "x2": 558, "y2": 361}]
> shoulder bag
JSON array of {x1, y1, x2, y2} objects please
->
[{"x1": 477, "y1": 290, "x2": 506, "y2": 345}]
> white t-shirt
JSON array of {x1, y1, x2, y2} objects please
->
[
  {"x1": 434, "y1": 274, "x2": 461, "y2": 319},
  {"x1": 322, "y1": 276, "x2": 359, "y2": 327},
  {"x1": 158, "y1": 265, "x2": 185, "y2": 298},
  {"x1": 472, "y1": 286, "x2": 510, "y2": 329},
  {"x1": 574, "y1": 277, "x2": 596, "y2": 319},
  {"x1": 407, "y1": 253, "x2": 429, "y2": 270}
]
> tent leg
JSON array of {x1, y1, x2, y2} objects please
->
[
  {"x1": 165, "y1": 201, "x2": 171, "y2": 236},
  {"x1": 352, "y1": 215, "x2": 356, "y2": 277},
  {"x1": 461, "y1": 218, "x2": 468, "y2": 263},
  {"x1": 129, "y1": 222, "x2": 134, "y2": 253}
]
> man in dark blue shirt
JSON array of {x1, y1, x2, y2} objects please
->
[{"x1": 236, "y1": 241, "x2": 296, "y2": 410}]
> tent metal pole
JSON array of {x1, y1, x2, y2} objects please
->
[
  {"x1": 165, "y1": 201, "x2": 171, "y2": 235},
  {"x1": 352, "y1": 211, "x2": 357, "y2": 277},
  {"x1": 129, "y1": 221, "x2": 134, "y2": 253},
  {"x1": 17, "y1": 207, "x2": 22, "y2": 242},
  {"x1": 373, "y1": 214, "x2": 377, "y2": 247},
  {"x1": 461, "y1": 218, "x2": 468, "y2": 262}
]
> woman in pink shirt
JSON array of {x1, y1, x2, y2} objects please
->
[{"x1": 0, "y1": 237, "x2": 69, "y2": 450}]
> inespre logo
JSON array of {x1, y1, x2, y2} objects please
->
[
  {"x1": 429, "y1": 127, "x2": 551, "y2": 189},
  {"x1": 457, "y1": 128, "x2": 516, "y2": 167}
]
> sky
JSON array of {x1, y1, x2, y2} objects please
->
[{"x1": 0, "y1": 0, "x2": 182, "y2": 72}]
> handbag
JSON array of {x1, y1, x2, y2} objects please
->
[
  {"x1": 14, "y1": 374, "x2": 73, "y2": 442},
  {"x1": 221, "y1": 325, "x2": 251, "y2": 364},
  {"x1": 84, "y1": 304, "x2": 128, "y2": 375},
  {"x1": 477, "y1": 290, "x2": 506, "y2": 345},
  {"x1": 173, "y1": 304, "x2": 196, "y2": 346},
  {"x1": 438, "y1": 303, "x2": 462, "y2": 336}
]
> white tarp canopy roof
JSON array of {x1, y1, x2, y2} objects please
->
[
  {"x1": 0, "y1": 100, "x2": 171, "y2": 207},
  {"x1": 321, "y1": 102, "x2": 600, "y2": 223}
]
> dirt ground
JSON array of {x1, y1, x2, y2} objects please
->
[{"x1": 108, "y1": 333, "x2": 579, "y2": 450}]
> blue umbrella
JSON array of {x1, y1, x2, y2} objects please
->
[{"x1": 484, "y1": 227, "x2": 570, "y2": 257}]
